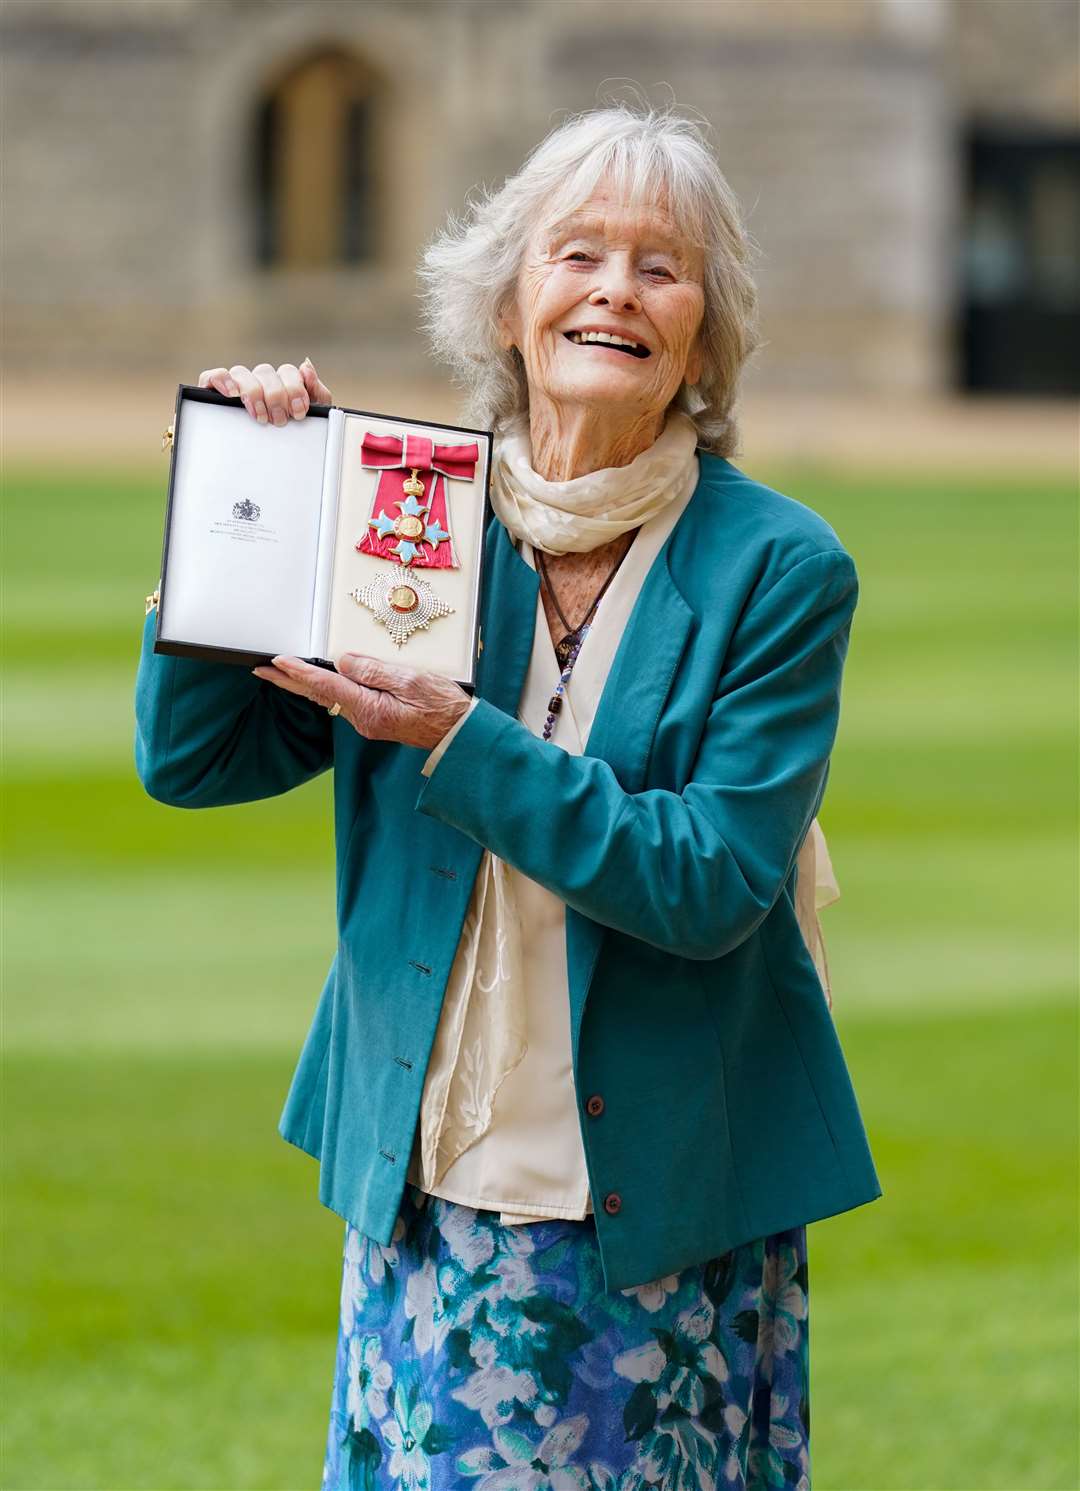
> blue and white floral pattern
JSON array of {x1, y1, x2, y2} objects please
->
[{"x1": 322, "y1": 1185, "x2": 810, "y2": 1491}]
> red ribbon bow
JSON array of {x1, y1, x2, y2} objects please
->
[{"x1": 357, "y1": 431, "x2": 479, "y2": 569}]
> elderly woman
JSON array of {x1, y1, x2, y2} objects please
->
[{"x1": 135, "y1": 106, "x2": 880, "y2": 1490}]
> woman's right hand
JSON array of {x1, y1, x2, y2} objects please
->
[{"x1": 197, "y1": 358, "x2": 334, "y2": 426}]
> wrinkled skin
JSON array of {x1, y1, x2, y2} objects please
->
[{"x1": 499, "y1": 184, "x2": 705, "y2": 481}]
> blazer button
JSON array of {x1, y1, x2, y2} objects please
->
[
  {"x1": 603, "y1": 1191, "x2": 622, "y2": 1215},
  {"x1": 586, "y1": 1094, "x2": 605, "y2": 1118}
]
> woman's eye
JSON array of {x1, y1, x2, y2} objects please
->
[
  {"x1": 565, "y1": 251, "x2": 593, "y2": 262},
  {"x1": 645, "y1": 265, "x2": 675, "y2": 279}
]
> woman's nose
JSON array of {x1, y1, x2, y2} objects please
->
[{"x1": 587, "y1": 277, "x2": 641, "y2": 315}]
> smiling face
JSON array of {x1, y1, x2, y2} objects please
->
[{"x1": 498, "y1": 184, "x2": 706, "y2": 429}]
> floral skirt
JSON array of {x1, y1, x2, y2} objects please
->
[{"x1": 321, "y1": 1184, "x2": 810, "y2": 1491}]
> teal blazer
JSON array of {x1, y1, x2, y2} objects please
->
[{"x1": 134, "y1": 452, "x2": 882, "y2": 1292}]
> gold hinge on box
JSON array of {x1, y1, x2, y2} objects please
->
[
  {"x1": 161, "y1": 423, "x2": 174, "y2": 452},
  {"x1": 145, "y1": 586, "x2": 160, "y2": 615}
]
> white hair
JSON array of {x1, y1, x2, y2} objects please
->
[{"x1": 418, "y1": 103, "x2": 763, "y2": 457}]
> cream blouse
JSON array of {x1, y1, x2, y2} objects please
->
[{"x1": 405, "y1": 478, "x2": 841, "y2": 1223}]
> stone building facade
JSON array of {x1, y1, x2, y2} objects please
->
[{"x1": 3, "y1": 0, "x2": 1077, "y2": 395}]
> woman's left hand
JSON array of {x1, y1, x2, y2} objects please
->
[{"x1": 252, "y1": 653, "x2": 472, "y2": 750}]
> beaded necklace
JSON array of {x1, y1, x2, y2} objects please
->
[{"x1": 534, "y1": 540, "x2": 632, "y2": 742}]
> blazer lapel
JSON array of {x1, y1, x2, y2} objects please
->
[
  {"x1": 474, "y1": 513, "x2": 541, "y2": 717},
  {"x1": 475, "y1": 504, "x2": 697, "y2": 790},
  {"x1": 449, "y1": 495, "x2": 704, "y2": 1062},
  {"x1": 584, "y1": 516, "x2": 697, "y2": 794},
  {"x1": 565, "y1": 534, "x2": 697, "y2": 1057}
]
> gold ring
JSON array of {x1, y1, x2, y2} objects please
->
[{"x1": 327, "y1": 701, "x2": 342, "y2": 717}]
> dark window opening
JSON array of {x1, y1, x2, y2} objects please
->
[
  {"x1": 342, "y1": 98, "x2": 374, "y2": 264},
  {"x1": 959, "y1": 126, "x2": 1080, "y2": 394},
  {"x1": 253, "y1": 95, "x2": 279, "y2": 267},
  {"x1": 251, "y1": 48, "x2": 379, "y2": 270}
]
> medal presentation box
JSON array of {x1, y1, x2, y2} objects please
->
[{"x1": 152, "y1": 384, "x2": 492, "y2": 690}]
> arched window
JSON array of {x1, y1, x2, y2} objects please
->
[{"x1": 253, "y1": 47, "x2": 380, "y2": 268}]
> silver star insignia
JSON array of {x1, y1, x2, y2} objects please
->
[{"x1": 349, "y1": 565, "x2": 455, "y2": 648}]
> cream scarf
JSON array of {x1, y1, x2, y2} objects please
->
[{"x1": 489, "y1": 409, "x2": 702, "y2": 554}]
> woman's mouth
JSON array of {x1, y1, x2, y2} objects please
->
[{"x1": 564, "y1": 330, "x2": 650, "y2": 359}]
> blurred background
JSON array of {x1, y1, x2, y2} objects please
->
[{"x1": 2, "y1": 1, "x2": 1077, "y2": 1487}]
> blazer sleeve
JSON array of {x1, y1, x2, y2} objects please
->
[
  {"x1": 133, "y1": 605, "x2": 334, "y2": 809},
  {"x1": 421, "y1": 695, "x2": 481, "y2": 777},
  {"x1": 413, "y1": 547, "x2": 859, "y2": 961}
]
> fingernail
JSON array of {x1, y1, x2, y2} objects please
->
[
  {"x1": 255, "y1": 401, "x2": 268, "y2": 423},
  {"x1": 225, "y1": 380, "x2": 239, "y2": 396},
  {"x1": 291, "y1": 397, "x2": 306, "y2": 416},
  {"x1": 272, "y1": 407, "x2": 287, "y2": 427}
]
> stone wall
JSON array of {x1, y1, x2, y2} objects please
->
[{"x1": 1, "y1": 0, "x2": 1075, "y2": 393}]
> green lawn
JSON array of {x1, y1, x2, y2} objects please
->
[{"x1": 3, "y1": 460, "x2": 1077, "y2": 1489}]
